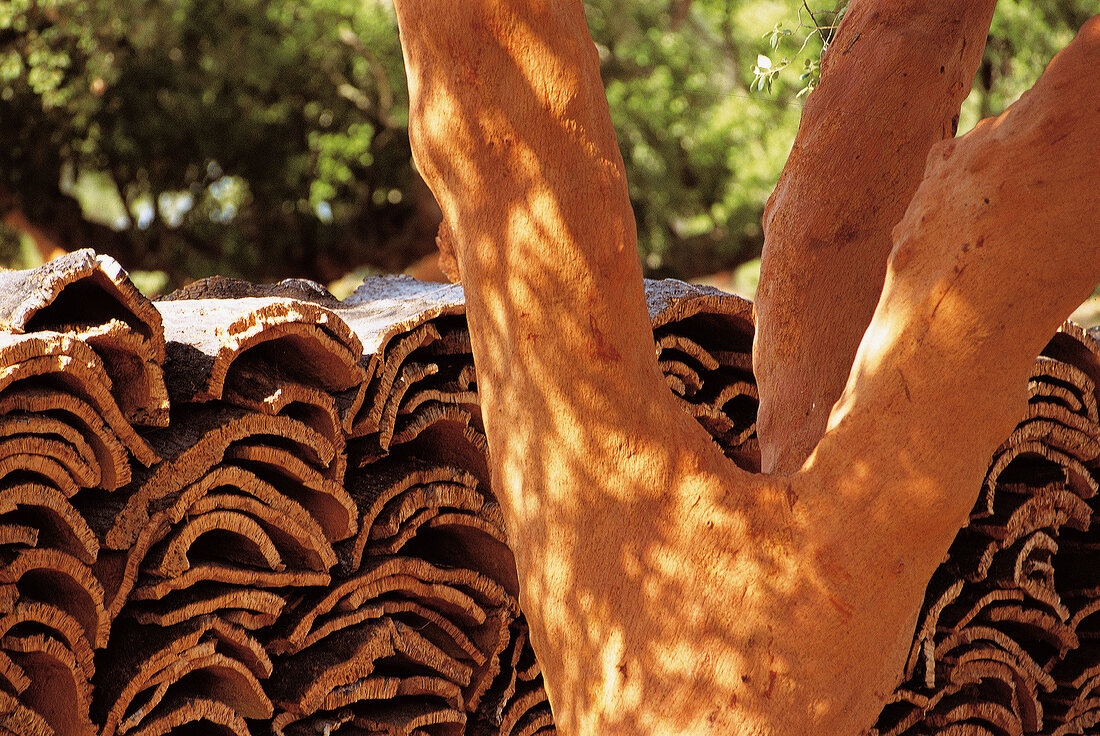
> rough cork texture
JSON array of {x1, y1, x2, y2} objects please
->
[
  {"x1": 1, "y1": 232, "x2": 1100, "y2": 736},
  {"x1": 0, "y1": 255, "x2": 766, "y2": 735},
  {"x1": 0, "y1": 249, "x2": 168, "y2": 427},
  {"x1": 156, "y1": 296, "x2": 366, "y2": 404}
]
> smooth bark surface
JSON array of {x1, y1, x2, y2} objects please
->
[
  {"x1": 754, "y1": 0, "x2": 997, "y2": 475},
  {"x1": 393, "y1": 2, "x2": 1100, "y2": 735}
]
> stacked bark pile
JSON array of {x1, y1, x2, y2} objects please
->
[
  {"x1": 0, "y1": 251, "x2": 756, "y2": 736},
  {"x1": 2, "y1": 249, "x2": 1099, "y2": 736},
  {"x1": 871, "y1": 324, "x2": 1100, "y2": 736}
]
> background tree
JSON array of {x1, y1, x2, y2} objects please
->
[
  {"x1": 0, "y1": 0, "x2": 420, "y2": 286},
  {"x1": 2, "y1": 0, "x2": 1090, "y2": 290}
]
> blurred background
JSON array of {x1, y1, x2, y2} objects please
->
[{"x1": 0, "y1": 0, "x2": 1095, "y2": 317}]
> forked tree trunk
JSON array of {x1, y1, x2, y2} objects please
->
[
  {"x1": 392, "y1": 2, "x2": 1100, "y2": 735},
  {"x1": 753, "y1": 0, "x2": 997, "y2": 475}
]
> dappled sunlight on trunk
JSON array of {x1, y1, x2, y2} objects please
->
[{"x1": 392, "y1": 1, "x2": 1100, "y2": 734}]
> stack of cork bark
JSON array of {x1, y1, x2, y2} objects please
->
[
  {"x1": 870, "y1": 323, "x2": 1100, "y2": 736},
  {"x1": 0, "y1": 251, "x2": 756, "y2": 736},
  {"x1": 3, "y1": 248, "x2": 1099, "y2": 736}
]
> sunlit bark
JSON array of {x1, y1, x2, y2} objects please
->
[
  {"x1": 392, "y1": 1, "x2": 1100, "y2": 734},
  {"x1": 754, "y1": 0, "x2": 997, "y2": 475}
]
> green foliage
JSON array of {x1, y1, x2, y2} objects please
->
[
  {"x1": 752, "y1": 2, "x2": 846, "y2": 94},
  {"x1": 753, "y1": 0, "x2": 1093, "y2": 129},
  {"x1": 585, "y1": 0, "x2": 805, "y2": 277},
  {"x1": 959, "y1": 0, "x2": 1093, "y2": 131},
  {"x1": 1, "y1": 0, "x2": 414, "y2": 284},
  {"x1": 0, "y1": 0, "x2": 1094, "y2": 286}
]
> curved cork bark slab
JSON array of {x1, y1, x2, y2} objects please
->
[
  {"x1": 146, "y1": 508, "x2": 282, "y2": 574},
  {"x1": 267, "y1": 555, "x2": 514, "y2": 732},
  {"x1": 88, "y1": 413, "x2": 348, "y2": 619},
  {"x1": 160, "y1": 274, "x2": 342, "y2": 306},
  {"x1": 644, "y1": 279, "x2": 753, "y2": 334},
  {"x1": 101, "y1": 461, "x2": 338, "y2": 585},
  {"x1": 339, "y1": 276, "x2": 467, "y2": 361},
  {"x1": 379, "y1": 367, "x2": 482, "y2": 474},
  {"x1": 92, "y1": 616, "x2": 271, "y2": 734},
  {"x1": 0, "y1": 601, "x2": 94, "y2": 684},
  {"x1": 461, "y1": 607, "x2": 516, "y2": 717},
  {"x1": 275, "y1": 693, "x2": 467, "y2": 736},
  {"x1": 176, "y1": 492, "x2": 334, "y2": 571},
  {"x1": 123, "y1": 580, "x2": 286, "y2": 631},
  {"x1": 270, "y1": 616, "x2": 471, "y2": 726},
  {"x1": 498, "y1": 683, "x2": 554, "y2": 736},
  {"x1": 1028, "y1": 356, "x2": 1097, "y2": 423},
  {"x1": 63, "y1": 320, "x2": 168, "y2": 429},
  {"x1": 1045, "y1": 324, "x2": 1100, "y2": 406},
  {"x1": 275, "y1": 556, "x2": 511, "y2": 652},
  {"x1": 226, "y1": 436, "x2": 348, "y2": 495},
  {"x1": 648, "y1": 283, "x2": 758, "y2": 469},
  {"x1": 344, "y1": 458, "x2": 510, "y2": 585},
  {"x1": 223, "y1": 361, "x2": 345, "y2": 450},
  {"x1": 0, "y1": 689, "x2": 53, "y2": 736},
  {"x1": 351, "y1": 322, "x2": 445, "y2": 438},
  {"x1": 129, "y1": 563, "x2": 329, "y2": 604},
  {"x1": 1048, "y1": 644, "x2": 1100, "y2": 735},
  {"x1": 349, "y1": 323, "x2": 475, "y2": 452},
  {"x1": 317, "y1": 674, "x2": 465, "y2": 716},
  {"x1": 388, "y1": 403, "x2": 489, "y2": 474},
  {"x1": 104, "y1": 405, "x2": 346, "y2": 550},
  {"x1": 157, "y1": 296, "x2": 366, "y2": 404},
  {"x1": 0, "y1": 251, "x2": 162, "y2": 354},
  {"x1": 0, "y1": 249, "x2": 168, "y2": 427},
  {"x1": 94, "y1": 477, "x2": 336, "y2": 620},
  {"x1": 0, "y1": 388, "x2": 132, "y2": 490},
  {"x1": 0, "y1": 423, "x2": 99, "y2": 492},
  {"x1": 1, "y1": 631, "x2": 94, "y2": 736},
  {"x1": 0, "y1": 482, "x2": 98, "y2": 563},
  {"x1": 336, "y1": 276, "x2": 469, "y2": 438},
  {"x1": 122, "y1": 695, "x2": 251, "y2": 736},
  {"x1": 378, "y1": 360, "x2": 444, "y2": 448},
  {"x1": 950, "y1": 487, "x2": 1091, "y2": 584},
  {"x1": 0, "y1": 332, "x2": 157, "y2": 467},
  {"x1": 470, "y1": 616, "x2": 553, "y2": 736},
  {"x1": 0, "y1": 547, "x2": 107, "y2": 650},
  {"x1": 398, "y1": 364, "x2": 478, "y2": 418},
  {"x1": 0, "y1": 599, "x2": 96, "y2": 684},
  {"x1": 109, "y1": 496, "x2": 334, "y2": 614}
]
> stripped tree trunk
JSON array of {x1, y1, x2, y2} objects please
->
[
  {"x1": 754, "y1": 0, "x2": 998, "y2": 475},
  {"x1": 0, "y1": 4, "x2": 1096, "y2": 736},
  {"x1": 391, "y1": 1, "x2": 1100, "y2": 734}
]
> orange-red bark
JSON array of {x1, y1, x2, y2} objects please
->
[
  {"x1": 392, "y1": 2, "x2": 1100, "y2": 734},
  {"x1": 754, "y1": 1, "x2": 997, "y2": 475}
]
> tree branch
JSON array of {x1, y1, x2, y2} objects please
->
[{"x1": 753, "y1": 0, "x2": 997, "y2": 474}]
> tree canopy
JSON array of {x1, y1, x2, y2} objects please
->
[{"x1": 0, "y1": 0, "x2": 1091, "y2": 290}]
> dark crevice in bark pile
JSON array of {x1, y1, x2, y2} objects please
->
[
  {"x1": 871, "y1": 324, "x2": 1100, "y2": 736},
  {"x1": 1, "y1": 251, "x2": 1098, "y2": 735}
]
